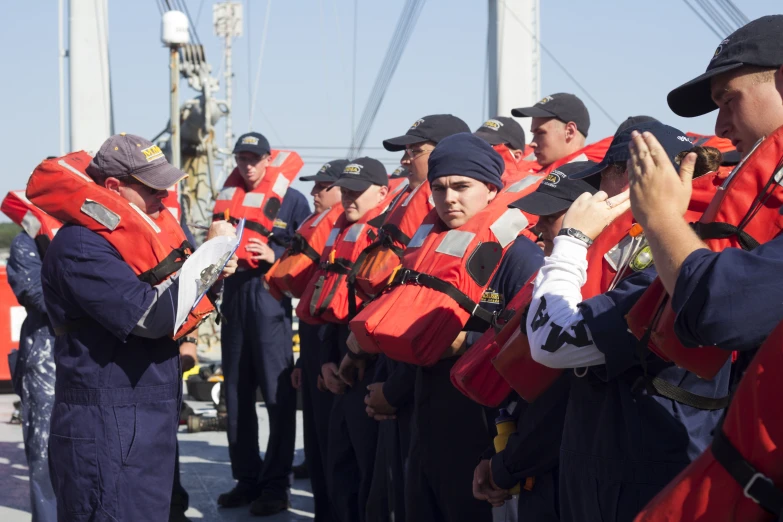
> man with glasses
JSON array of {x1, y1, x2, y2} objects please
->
[{"x1": 215, "y1": 132, "x2": 311, "y2": 516}]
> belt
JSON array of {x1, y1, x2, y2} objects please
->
[{"x1": 57, "y1": 382, "x2": 180, "y2": 405}]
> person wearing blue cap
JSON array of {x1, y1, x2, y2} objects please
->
[
  {"x1": 521, "y1": 122, "x2": 731, "y2": 522},
  {"x1": 401, "y1": 133, "x2": 544, "y2": 522}
]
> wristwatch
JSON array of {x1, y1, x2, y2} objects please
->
[
  {"x1": 557, "y1": 228, "x2": 594, "y2": 247},
  {"x1": 178, "y1": 336, "x2": 198, "y2": 346}
]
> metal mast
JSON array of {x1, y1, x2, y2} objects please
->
[{"x1": 214, "y1": 2, "x2": 243, "y2": 157}]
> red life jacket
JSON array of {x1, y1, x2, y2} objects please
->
[
  {"x1": 686, "y1": 132, "x2": 737, "y2": 154},
  {"x1": 263, "y1": 203, "x2": 344, "y2": 300},
  {"x1": 349, "y1": 189, "x2": 532, "y2": 367},
  {"x1": 634, "y1": 319, "x2": 783, "y2": 522},
  {"x1": 494, "y1": 145, "x2": 542, "y2": 187},
  {"x1": 626, "y1": 128, "x2": 783, "y2": 380},
  {"x1": 25, "y1": 151, "x2": 214, "y2": 340},
  {"x1": 161, "y1": 182, "x2": 182, "y2": 222},
  {"x1": 1, "y1": 190, "x2": 62, "y2": 256},
  {"x1": 211, "y1": 150, "x2": 303, "y2": 269}
]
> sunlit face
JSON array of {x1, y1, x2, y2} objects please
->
[
  {"x1": 235, "y1": 151, "x2": 272, "y2": 189},
  {"x1": 107, "y1": 177, "x2": 168, "y2": 218},
  {"x1": 311, "y1": 181, "x2": 342, "y2": 213},
  {"x1": 400, "y1": 140, "x2": 435, "y2": 187},
  {"x1": 340, "y1": 184, "x2": 388, "y2": 223},
  {"x1": 530, "y1": 118, "x2": 570, "y2": 167},
  {"x1": 431, "y1": 175, "x2": 497, "y2": 229},
  {"x1": 599, "y1": 163, "x2": 629, "y2": 198},
  {"x1": 532, "y1": 210, "x2": 567, "y2": 256}
]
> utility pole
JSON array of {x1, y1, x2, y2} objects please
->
[
  {"x1": 214, "y1": 2, "x2": 243, "y2": 157},
  {"x1": 162, "y1": 10, "x2": 190, "y2": 169}
]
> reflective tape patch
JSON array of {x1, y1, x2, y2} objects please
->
[
  {"x1": 435, "y1": 230, "x2": 475, "y2": 258},
  {"x1": 604, "y1": 235, "x2": 635, "y2": 271},
  {"x1": 217, "y1": 187, "x2": 237, "y2": 201},
  {"x1": 271, "y1": 151, "x2": 291, "y2": 167},
  {"x1": 13, "y1": 191, "x2": 31, "y2": 204},
  {"x1": 310, "y1": 209, "x2": 331, "y2": 228},
  {"x1": 408, "y1": 223, "x2": 434, "y2": 248},
  {"x1": 129, "y1": 202, "x2": 161, "y2": 233},
  {"x1": 505, "y1": 175, "x2": 543, "y2": 193},
  {"x1": 568, "y1": 153, "x2": 588, "y2": 163},
  {"x1": 344, "y1": 223, "x2": 365, "y2": 243},
  {"x1": 490, "y1": 209, "x2": 528, "y2": 248},
  {"x1": 391, "y1": 178, "x2": 409, "y2": 196},
  {"x1": 242, "y1": 192, "x2": 265, "y2": 208},
  {"x1": 402, "y1": 183, "x2": 422, "y2": 207},
  {"x1": 167, "y1": 206, "x2": 179, "y2": 222},
  {"x1": 325, "y1": 228, "x2": 340, "y2": 247},
  {"x1": 51, "y1": 228, "x2": 59, "y2": 236},
  {"x1": 272, "y1": 176, "x2": 290, "y2": 199},
  {"x1": 58, "y1": 159, "x2": 93, "y2": 182},
  {"x1": 21, "y1": 210, "x2": 41, "y2": 238},
  {"x1": 80, "y1": 199, "x2": 120, "y2": 231}
]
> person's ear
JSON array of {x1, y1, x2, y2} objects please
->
[
  {"x1": 510, "y1": 149, "x2": 524, "y2": 161},
  {"x1": 378, "y1": 185, "x2": 389, "y2": 200},
  {"x1": 487, "y1": 183, "x2": 498, "y2": 203},
  {"x1": 104, "y1": 177, "x2": 121, "y2": 194},
  {"x1": 565, "y1": 121, "x2": 578, "y2": 142}
]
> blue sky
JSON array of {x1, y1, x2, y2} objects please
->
[{"x1": 0, "y1": 0, "x2": 778, "y2": 221}]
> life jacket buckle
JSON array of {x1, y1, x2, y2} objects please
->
[
  {"x1": 401, "y1": 269, "x2": 420, "y2": 286},
  {"x1": 744, "y1": 472, "x2": 774, "y2": 505}
]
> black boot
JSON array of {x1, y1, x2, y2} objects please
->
[{"x1": 249, "y1": 490, "x2": 290, "y2": 517}]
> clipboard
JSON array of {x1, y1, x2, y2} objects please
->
[{"x1": 190, "y1": 218, "x2": 245, "y2": 312}]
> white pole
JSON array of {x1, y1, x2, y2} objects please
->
[
  {"x1": 225, "y1": 32, "x2": 233, "y2": 152},
  {"x1": 170, "y1": 46, "x2": 181, "y2": 170},
  {"x1": 58, "y1": 0, "x2": 66, "y2": 155}
]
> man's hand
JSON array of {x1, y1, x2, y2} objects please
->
[
  {"x1": 628, "y1": 130, "x2": 695, "y2": 229},
  {"x1": 207, "y1": 220, "x2": 236, "y2": 241},
  {"x1": 246, "y1": 238, "x2": 275, "y2": 264},
  {"x1": 291, "y1": 367, "x2": 302, "y2": 389},
  {"x1": 472, "y1": 459, "x2": 511, "y2": 507},
  {"x1": 219, "y1": 253, "x2": 239, "y2": 279},
  {"x1": 346, "y1": 332, "x2": 365, "y2": 355},
  {"x1": 316, "y1": 374, "x2": 327, "y2": 392},
  {"x1": 179, "y1": 341, "x2": 198, "y2": 373},
  {"x1": 561, "y1": 190, "x2": 631, "y2": 241},
  {"x1": 365, "y1": 382, "x2": 396, "y2": 420},
  {"x1": 338, "y1": 353, "x2": 366, "y2": 386},
  {"x1": 321, "y1": 363, "x2": 346, "y2": 395}
]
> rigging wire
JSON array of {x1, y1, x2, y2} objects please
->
[
  {"x1": 249, "y1": 0, "x2": 273, "y2": 130},
  {"x1": 694, "y1": 0, "x2": 734, "y2": 36},
  {"x1": 680, "y1": 0, "x2": 724, "y2": 39},
  {"x1": 719, "y1": 0, "x2": 750, "y2": 25}
]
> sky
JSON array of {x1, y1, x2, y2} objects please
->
[{"x1": 0, "y1": 0, "x2": 779, "y2": 222}]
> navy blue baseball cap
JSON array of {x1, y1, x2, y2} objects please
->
[
  {"x1": 383, "y1": 114, "x2": 471, "y2": 151},
  {"x1": 569, "y1": 122, "x2": 693, "y2": 180},
  {"x1": 668, "y1": 15, "x2": 783, "y2": 117},
  {"x1": 330, "y1": 157, "x2": 388, "y2": 192},
  {"x1": 512, "y1": 93, "x2": 590, "y2": 137},
  {"x1": 233, "y1": 132, "x2": 271, "y2": 156},
  {"x1": 510, "y1": 161, "x2": 598, "y2": 216},
  {"x1": 473, "y1": 117, "x2": 526, "y2": 150},
  {"x1": 300, "y1": 159, "x2": 350, "y2": 182}
]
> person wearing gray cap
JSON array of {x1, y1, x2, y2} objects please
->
[{"x1": 38, "y1": 134, "x2": 237, "y2": 522}]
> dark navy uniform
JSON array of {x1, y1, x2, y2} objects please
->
[
  {"x1": 7, "y1": 232, "x2": 57, "y2": 522},
  {"x1": 220, "y1": 188, "x2": 310, "y2": 503},
  {"x1": 41, "y1": 225, "x2": 183, "y2": 521},
  {"x1": 556, "y1": 268, "x2": 730, "y2": 522},
  {"x1": 405, "y1": 236, "x2": 543, "y2": 522}
]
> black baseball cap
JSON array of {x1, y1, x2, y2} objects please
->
[
  {"x1": 382, "y1": 114, "x2": 471, "y2": 151},
  {"x1": 510, "y1": 161, "x2": 598, "y2": 216},
  {"x1": 473, "y1": 117, "x2": 526, "y2": 150},
  {"x1": 615, "y1": 116, "x2": 658, "y2": 136},
  {"x1": 330, "y1": 157, "x2": 389, "y2": 192},
  {"x1": 570, "y1": 122, "x2": 693, "y2": 179},
  {"x1": 389, "y1": 166, "x2": 409, "y2": 179},
  {"x1": 668, "y1": 15, "x2": 783, "y2": 117},
  {"x1": 86, "y1": 133, "x2": 188, "y2": 190},
  {"x1": 233, "y1": 132, "x2": 271, "y2": 156},
  {"x1": 512, "y1": 93, "x2": 590, "y2": 137},
  {"x1": 300, "y1": 159, "x2": 350, "y2": 182}
]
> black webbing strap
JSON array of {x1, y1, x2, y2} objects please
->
[
  {"x1": 692, "y1": 221, "x2": 761, "y2": 251},
  {"x1": 138, "y1": 240, "x2": 192, "y2": 286},
  {"x1": 390, "y1": 268, "x2": 496, "y2": 325},
  {"x1": 712, "y1": 427, "x2": 783, "y2": 516},
  {"x1": 288, "y1": 234, "x2": 320, "y2": 262},
  {"x1": 381, "y1": 223, "x2": 412, "y2": 248},
  {"x1": 243, "y1": 219, "x2": 273, "y2": 238},
  {"x1": 321, "y1": 258, "x2": 354, "y2": 275}
]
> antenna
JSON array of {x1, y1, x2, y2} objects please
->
[{"x1": 214, "y1": 2, "x2": 243, "y2": 158}]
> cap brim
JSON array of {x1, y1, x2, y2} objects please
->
[
  {"x1": 667, "y1": 63, "x2": 744, "y2": 117},
  {"x1": 300, "y1": 173, "x2": 336, "y2": 182},
  {"x1": 232, "y1": 144, "x2": 271, "y2": 155},
  {"x1": 382, "y1": 134, "x2": 427, "y2": 152},
  {"x1": 329, "y1": 178, "x2": 373, "y2": 192},
  {"x1": 133, "y1": 163, "x2": 188, "y2": 190},
  {"x1": 509, "y1": 192, "x2": 572, "y2": 216},
  {"x1": 511, "y1": 106, "x2": 556, "y2": 118},
  {"x1": 567, "y1": 161, "x2": 608, "y2": 180},
  {"x1": 473, "y1": 130, "x2": 506, "y2": 146}
]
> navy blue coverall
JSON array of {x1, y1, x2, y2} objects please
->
[
  {"x1": 220, "y1": 189, "x2": 310, "y2": 501},
  {"x1": 405, "y1": 236, "x2": 544, "y2": 522},
  {"x1": 7, "y1": 232, "x2": 57, "y2": 522},
  {"x1": 41, "y1": 225, "x2": 184, "y2": 521}
]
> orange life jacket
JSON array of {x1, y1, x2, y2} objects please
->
[
  {"x1": 494, "y1": 145, "x2": 542, "y2": 187},
  {"x1": 25, "y1": 151, "x2": 215, "y2": 340},
  {"x1": 263, "y1": 203, "x2": 344, "y2": 300},
  {"x1": 161, "y1": 182, "x2": 182, "y2": 222},
  {"x1": 211, "y1": 150, "x2": 303, "y2": 269},
  {"x1": 626, "y1": 128, "x2": 783, "y2": 380},
  {"x1": 634, "y1": 319, "x2": 783, "y2": 522},
  {"x1": 349, "y1": 188, "x2": 533, "y2": 367},
  {"x1": 1, "y1": 190, "x2": 62, "y2": 256}
]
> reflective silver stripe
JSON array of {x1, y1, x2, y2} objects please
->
[
  {"x1": 80, "y1": 199, "x2": 120, "y2": 230},
  {"x1": 271, "y1": 151, "x2": 290, "y2": 167},
  {"x1": 505, "y1": 175, "x2": 543, "y2": 193},
  {"x1": 490, "y1": 209, "x2": 528, "y2": 248},
  {"x1": 567, "y1": 153, "x2": 588, "y2": 163},
  {"x1": 13, "y1": 190, "x2": 31, "y2": 204},
  {"x1": 344, "y1": 223, "x2": 365, "y2": 243},
  {"x1": 51, "y1": 228, "x2": 59, "y2": 236},
  {"x1": 310, "y1": 209, "x2": 331, "y2": 228},
  {"x1": 242, "y1": 192, "x2": 265, "y2": 208},
  {"x1": 21, "y1": 210, "x2": 41, "y2": 238},
  {"x1": 217, "y1": 187, "x2": 237, "y2": 201},
  {"x1": 166, "y1": 206, "x2": 179, "y2": 222},
  {"x1": 391, "y1": 178, "x2": 409, "y2": 196},
  {"x1": 272, "y1": 176, "x2": 290, "y2": 198},
  {"x1": 58, "y1": 159, "x2": 93, "y2": 182},
  {"x1": 435, "y1": 230, "x2": 475, "y2": 258},
  {"x1": 408, "y1": 223, "x2": 434, "y2": 248},
  {"x1": 129, "y1": 202, "x2": 161, "y2": 233},
  {"x1": 402, "y1": 184, "x2": 422, "y2": 207},
  {"x1": 325, "y1": 228, "x2": 340, "y2": 247},
  {"x1": 604, "y1": 235, "x2": 634, "y2": 271}
]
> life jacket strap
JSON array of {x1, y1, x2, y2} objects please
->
[
  {"x1": 630, "y1": 374, "x2": 731, "y2": 410},
  {"x1": 138, "y1": 240, "x2": 192, "y2": 286},
  {"x1": 289, "y1": 234, "x2": 320, "y2": 262},
  {"x1": 712, "y1": 427, "x2": 783, "y2": 517},
  {"x1": 692, "y1": 221, "x2": 761, "y2": 251},
  {"x1": 380, "y1": 223, "x2": 412, "y2": 249}
]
